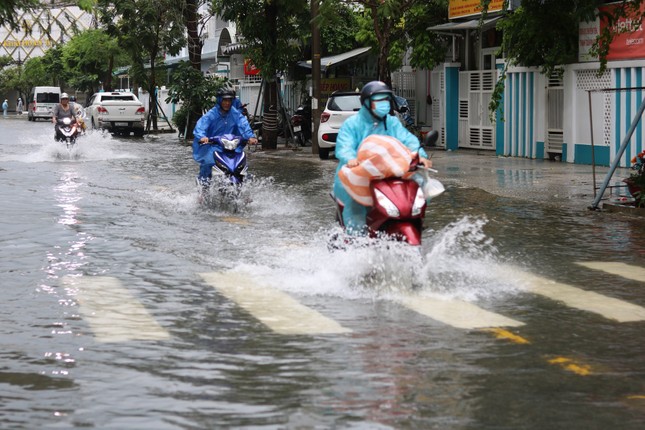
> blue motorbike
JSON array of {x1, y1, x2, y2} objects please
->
[{"x1": 198, "y1": 134, "x2": 249, "y2": 209}]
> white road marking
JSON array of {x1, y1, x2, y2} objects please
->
[
  {"x1": 576, "y1": 262, "x2": 645, "y2": 283},
  {"x1": 64, "y1": 276, "x2": 171, "y2": 343},
  {"x1": 499, "y1": 266, "x2": 645, "y2": 323},
  {"x1": 398, "y1": 295, "x2": 524, "y2": 329},
  {"x1": 200, "y1": 272, "x2": 352, "y2": 335}
]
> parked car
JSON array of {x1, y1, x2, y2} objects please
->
[
  {"x1": 317, "y1": 91, "x2": 361, "y2": 160},
  {"x1": 27, "y1": 86, "x2": 61, "y2": 121},
  {"x1": 86, "y1": 91, "x2": 146, "y2": 136}
]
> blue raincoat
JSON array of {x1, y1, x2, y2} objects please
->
[
  {"x1": 333, "y1": 106, "x2": 428, "y2": 234},
  {"x1": 193, "y1": 104, "x2": 254, "y2": 180}
]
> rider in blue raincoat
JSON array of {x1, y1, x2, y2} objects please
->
[
  {"x1": 333, "y1": 81, "x2": 433, "y2": 235},
  {"x1": 193, "y1": 88, "x2": 257, "y2": 185}
]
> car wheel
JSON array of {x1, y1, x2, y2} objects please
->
[{"x1": 319, "y1": 147, "x2": 330, "y2": 160}]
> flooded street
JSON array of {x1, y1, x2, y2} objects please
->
[{"x1": 1, "y1": 117, "x2": 645, "y2": 429}]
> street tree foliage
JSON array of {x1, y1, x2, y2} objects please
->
[
  {"x1": 320, "y1": 0, "x2": 448, "y2": 88},
  {"x1": 486, "y1": 0, "x2": 645, "y2": 118},
  {"x1": 165, "y1": 61, "x2": 228, "y2": 138},
  {"x1": 0, "y1": 0, "x2": 38, "y2": 29},
  {"x1": 316, "y1": 2, "x2": 361, "y2": 56},
  {"x1": 61, "y1": 29, "x2": 126, "y2": 95},
  {"x1": 97, "y1": 0, "x2": 186, "y2": 130},
  {"x1": 212, "y1": 0, "x2": 311, "y2": 149}
]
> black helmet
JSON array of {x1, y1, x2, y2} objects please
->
[
  {"x1": 217, "y1": 88, "x2": 236, "y2": 100},
  {"x1": 360, "y1": 81, "x2": 393, "y2": 105}
]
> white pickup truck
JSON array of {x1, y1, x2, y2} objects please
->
[{"x1": 86, "y1": 91, "x2": 147, "y2": 136}]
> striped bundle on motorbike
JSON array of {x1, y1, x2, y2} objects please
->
[{"x1": 338, "y1": 134, "x2": 416, "y2": 206}]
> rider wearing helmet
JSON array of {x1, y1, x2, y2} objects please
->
[
  {"x1": 52, "y1": 92, "x2": 80, "y2": 140},
  {"x1": 332, "y1": 81, "x2": 432, "y2": 235},
  {"x1": 192, "y1": 88, "x2": 258, "y2": 186}
]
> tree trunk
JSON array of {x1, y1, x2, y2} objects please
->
[
  {"x1": 183, "y1": 0, "x2": 203, "y2": 138},
  {"x1": 262, "y1": 79, "x2": 279, "y2": 150},
  {"x1": 105, "y1": 54, "x2": 114, "y2": 91},
  {"x1": 184, "y1": 0, "x2": 203, "y2": 71}
]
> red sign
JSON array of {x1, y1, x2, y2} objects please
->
[
  {"x1": 600, "y1": 2, "x2": 645, "y2": 61},
  {"x1": 244, "y1": 59, "x2": 260, "y2": 75}
]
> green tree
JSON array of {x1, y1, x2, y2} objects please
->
[
  {"x1": 62, "y1": 29, "x2": 125, "y2": 96},
  {"x1": 165, "y1": 61, "x2": 228, "y2": 138},
  {"x1": 0, "y1": 0, "x2": 38, "y2": 29},
  {"x1": 213, "y1": 0, "x2": 311, "y2": 149},
  {"x1": 484, "y1": 0, "x2": 645, "y2": 118},
  {"x1": 317, "y1": 2, "x2": 361, "y2": 56},
  {"x1": 97, "y1": 0, "x2": 185, "y2": 131}
]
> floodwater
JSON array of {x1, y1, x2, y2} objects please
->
[{"x1": 1, "y1": 118, "x2": 645, "y2": 429}]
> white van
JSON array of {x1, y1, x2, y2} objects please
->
[{"x1": 27, "y1": 86, "x2": 61, "y2": 121}]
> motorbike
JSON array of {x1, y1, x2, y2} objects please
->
[
  {"x1": 198, "y1": 134, "x2": 249, "y2": 209},
  {"x1": 54, "y1": 117, "x2": 82, "y2": 150},
  {"x1": 290, "y1": 99, "x2": 312, "y2": 146},
  {"x1": 331, "y1": 131, "x2": 443, "y2": 246}
]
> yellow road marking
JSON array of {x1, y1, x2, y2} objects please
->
[
  {"x1": 200, "y1": 272, "x2": 351, "y2": 335},
  {"x1": 576, "y1": 261, "x2": 645, "y2": 283},
  {"x1": 626, "y1": 395, "x2": 645, "y2": 400},
  {"x1": 498, "y1": 266, "x2": 645, "y2": 322},
  {"x1": 398, "y1": 295, "x2": 524, "y2": 329},
  {"x1": 547, "y1": 356, "x2": 592, "y2": 376},
  {"x1": 483, "y1": 328, "x2": 530, "y2": 344},
  {"x1": 64, "y1": 276, "x2": 171, "y2": 343}
]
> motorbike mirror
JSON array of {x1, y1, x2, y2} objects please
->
[{"x1": 423, "y1": 130, "x2": 439, "y2": 148}]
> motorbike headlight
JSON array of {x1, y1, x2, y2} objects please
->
[
  {"x1": 411, "y1": 187, "x2": 426, "y2": 216},
  {"x1": 221, "y1": 138, "x2": 239, "y2": 151},
  {"x1": 374, "y1": 189, "x2": 400, "y2": 217},
  {"x1": 63, "y1": 117, "x2": 71, "y2": 125}
]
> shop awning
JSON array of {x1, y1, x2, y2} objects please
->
[
  {"x1": 427, "y1": 16, "x2": 502, "y2": 35},
  {"x1": 298, "y1": 47, "x2": 371, "y2": 72}
]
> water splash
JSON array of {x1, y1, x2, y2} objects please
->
[
  {"x1": 4, "y1": 129, "x2": 137, "y2": 163},
  {"x1": 231, "y1": 216, "x2": 520, "y2": 303}
]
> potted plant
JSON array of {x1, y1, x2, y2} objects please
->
[{"x1": 623, "y1": 149, "x2": 645, "y2": 208}]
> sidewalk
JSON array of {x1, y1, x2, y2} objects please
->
[{"x1": 282, "y1": 144, "x2": 637, "y2": 212}]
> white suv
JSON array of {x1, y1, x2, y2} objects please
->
[
  {"x1": 317, "y1": 91, "x2": 361, "y2": 159},
  {"x1": 86, "y1": 91, "x2": 147, "y2": 136}
]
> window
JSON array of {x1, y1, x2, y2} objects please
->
[
  {"x1": 328, "y1": 94, "x2": 361, "y2": 112},
  {"x1": 36, "y1": 92, "x2": 60, "y2": 103}
]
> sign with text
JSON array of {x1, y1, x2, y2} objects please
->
[
  {"x1": 579, "y1": 2, "x2": 645, "y2": 62},
  {"x1": 320, "y1": 78, "x2": 352, "y2": 106},
  {"x1": 449, "y1": 0, "x2": 505, "y2": 19}
]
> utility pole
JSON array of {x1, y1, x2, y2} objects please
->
[{"x1": 311, "y1": 0, "x2": 321, "y2": 156}]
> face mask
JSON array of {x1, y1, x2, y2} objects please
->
[{"x1": 371, "y1": 100, "x2": 390, "y2": 117}]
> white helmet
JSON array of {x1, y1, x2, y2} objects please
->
[{"x1": 61, "y1": 92, "x2": 69, "y2": 99}]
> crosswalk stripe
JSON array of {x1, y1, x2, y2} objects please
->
[
  {"x1": 500, "y1": 266, "x2": 645, "y2": 323},
  {"x1": 575, "y1": 262, "x2": 645, "y2": 283},
  {"x1": 64, "y1": 276, "x2": 171, "y2": 343},
  {"x1": 200, "y1": 272, "x2": 352, "y2": 335},
  {"x1": 398, "y1": 295, "x2": 524, "y2": 329}
]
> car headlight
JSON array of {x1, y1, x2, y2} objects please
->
[
  {"x1": 374, "y1": 189, "x2": 400, "y2": 217},
  {"x1": 411, "y1": 187, "x2": 426, "y2": 216}
]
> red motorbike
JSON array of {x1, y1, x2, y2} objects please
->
[{"x1": 332, "y1": 131, "x2": 443, "y2": 246}]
